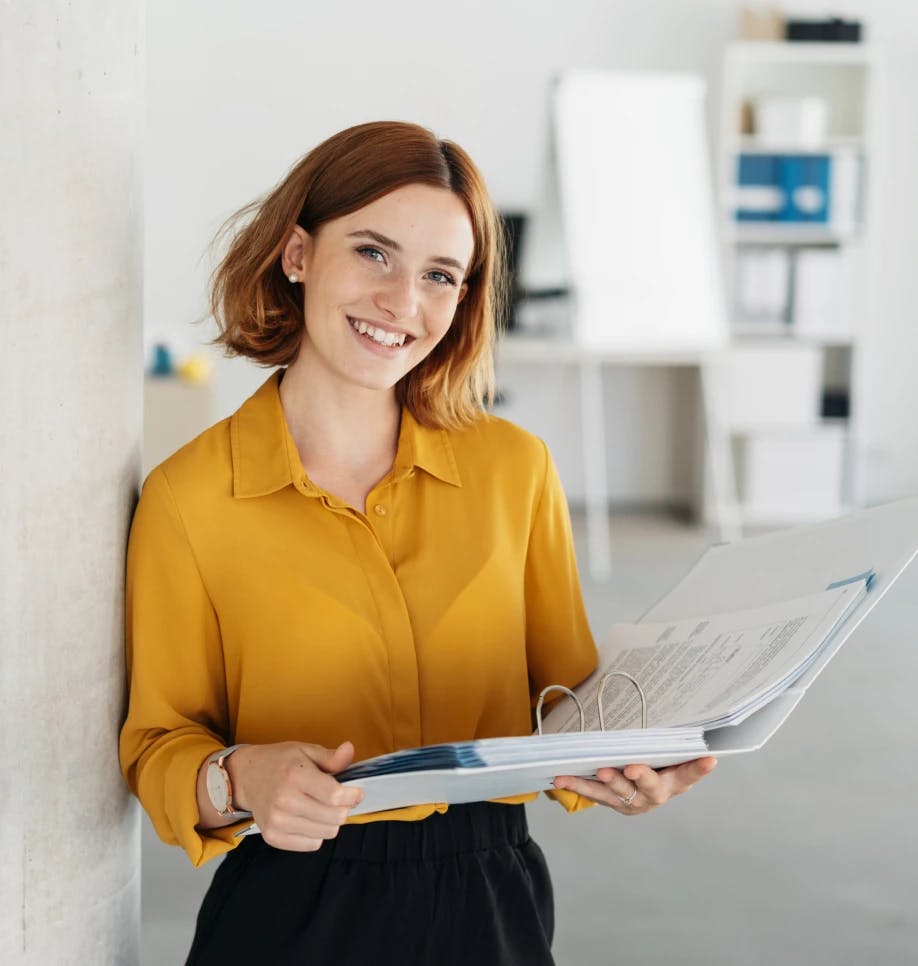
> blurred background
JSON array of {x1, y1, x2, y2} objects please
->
[{"x1": 138, "y1": 1, "x2": 918, "y2": 963}]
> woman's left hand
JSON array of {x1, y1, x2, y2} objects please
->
[{"x1": 553, "y1": 756, "x2": 717, "y2": 815}]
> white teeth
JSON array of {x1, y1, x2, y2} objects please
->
[{"x1": 350, "y1": 318, "x2": 408, "y2": 348}]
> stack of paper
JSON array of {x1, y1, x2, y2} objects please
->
[
  {"x1": 336, "y1": 729, "x2": 708, "y2": 816},
  {"x1": 540, "y1": 576, "x2": 870, "y2": 736}
]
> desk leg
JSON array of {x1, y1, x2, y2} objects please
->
[
  {"x1": 699, "y1": 359, "x2": 742, "y2": 542},
  {"x1": 579, "y1": 359, "x2": 613, "y2": 580}
]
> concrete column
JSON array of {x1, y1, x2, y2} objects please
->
[{"x1": 0, "y1": 3, "x2": 143, "y2": 963}]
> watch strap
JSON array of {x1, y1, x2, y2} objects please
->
[
  {"x1": 207, "y1": 744, "x2": 252, "y2": 819},
  {"x1": 215, "y1": 743, "x2": 248, "y2": 770}
]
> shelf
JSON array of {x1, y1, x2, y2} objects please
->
[
  {"x1": 728, "y1": 420, "x2": 848, "y2": 438},
  {"x1": 724, "y1": 224, "x2": 855, "y2": 246},
  {"x1": 715, "y1": 39, "x2": 874, "y2": 527},
  {"x1": 730, "y1": 321, "x2": 791, "y2": 338},
  {"x1": 725, "y1": 41, "x2": 874, "y2": 66},
  {"x1": 730, "y1": 323, "x2": 855, "y2": 347},
  {"x1": 496, "y1": 335, "x2": 714, "y2": 367},
  {"x1": 725, "y1": 135, "x2": 864, "y2": 155}
]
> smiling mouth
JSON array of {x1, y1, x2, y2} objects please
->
[{"x1": 348, "y1": 317, "x2": 413, "y2": 348}]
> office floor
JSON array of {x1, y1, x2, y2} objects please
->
[{"x1": 140, "y1": 511, "x2": 918, "y2": 966}]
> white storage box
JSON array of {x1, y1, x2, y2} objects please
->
[
  {"x1": 733, "y1": 248, "x2": 790, "y2": 325},
  {"x1": 793, "y1": 246, "x2": 860, "y2": 341},
  {"x1": 753, "y1": 96, "x2": 829, "y2": 148},
  {"x1": 736, "y1": 425, "x2": 847, "y2": 522},
  {"x1": 723, "y1": 343, "x2": 822, "y2": 429}
]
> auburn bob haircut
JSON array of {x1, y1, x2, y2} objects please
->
[{"x1": 210, "y1": 121, "x2": 507, "y2": 429}]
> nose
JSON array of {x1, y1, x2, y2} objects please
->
[{"x1": 374, "y1": 268, "x2": 419, "y2": 321}]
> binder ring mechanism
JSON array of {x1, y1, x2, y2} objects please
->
[{"x1": 535, "y1": 672, "x2": 648, "y2": 736}]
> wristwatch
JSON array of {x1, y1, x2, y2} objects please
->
[{"x1": 205, "y1": 744, "x2": 251, "y2": 817}]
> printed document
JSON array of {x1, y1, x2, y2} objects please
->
[{"x1": 539, "y1": 580, "x2": 868, "y2": 735}]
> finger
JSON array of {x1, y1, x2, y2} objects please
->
[
  {"x1": 266, "y1": 814, "x2": 343, "y2": 842},
  {"x1": 554, "y1": 776, "x2": 643, "y2": 812},
  {"x1": 595, "y1": 769, "x2": 641, "y2": 805},
  {"x1": 301, "y1": 741, "x2": 356, "y2": 775},
  {"x1": 291, "y1": 746, "x2": 362, "y2": 807},
  {"x1": 327, "y1": 740, "x2": 356, "y2": 773},
  {"x1": 594, "y1": 766, "x2": 626, "y2": 784},
  {"x1": 269, "y1": 794, "x2": 352, "y2": 828},
  {"x1": 680, "y1": 755, "x2": 718, "y2": 780},
  {"x1": 297, "y1": 767, "x2": 363, "y2": 808},
  {"x1": 626, "y1": 757, "x2": 717, "y2": 802},
  {"x1": 654, "y1": 756, "x2": 718, "y2": 792},
  {"x1": 261, "y1": 830, "x2": 325, "y2": 853},
  {"x1": 557, "y1": 766, "x2": 627, "y2": 785},
  {"x1": 620, "y1": 765, "x2": 669, "y2": 805},
  {"x1": 555, "y1": 772, "x2": 638, "y2": 803}
]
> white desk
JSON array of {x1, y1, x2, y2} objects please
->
[{"x1": 496, "y1": 336, "x2": 739, "y2": 580}]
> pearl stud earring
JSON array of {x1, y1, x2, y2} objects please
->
[{"x1": 288, "y1": 273, "x2": 299, "y2": 284}]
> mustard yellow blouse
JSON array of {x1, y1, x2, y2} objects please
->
[{"x1": 120, "y1": 371, "x2": 598, "y2": 867}]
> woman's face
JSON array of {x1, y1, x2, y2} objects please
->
[{"x1": 286, "y1": 183, "x2": 475, "y2": 394}]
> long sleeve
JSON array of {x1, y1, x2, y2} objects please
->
[
  {"x1": 524, "y1": 441, "x2": 599, "y2": 813},
  {"x1": 119, "y1": 467, "x2": 244, "y2": 867}
]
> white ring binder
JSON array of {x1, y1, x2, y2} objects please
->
[
  {"x1": 535, "y1": 684, "x2": 585, "y2": 736},
  {"x1": 597, "y1": 671, "x2": 648, "y2": 730},
  {"x1": 537, "y1": 671, "x2": 648, "y2": 736}
]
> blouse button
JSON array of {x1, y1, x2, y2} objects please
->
[{"x1": 373, "y1": 504, "x2": 387, "y2": 517}]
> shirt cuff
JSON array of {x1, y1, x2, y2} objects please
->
[{"x1": 544, "y1": 787, "x2": 597, "y2": 813}]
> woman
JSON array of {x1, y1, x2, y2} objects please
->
[{"x1": 120, "y1": 121, "x2": 715, "y2": 965}]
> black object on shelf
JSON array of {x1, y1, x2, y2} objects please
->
[
  {"x1": 519, "y1": 286, "x2": 570, "y2": 301},
  {"x1": 499, "y1": 211, "x2": 526, "y2": 331},
  {"x1": 785, "y1": 18, "x2": 862, "y2": 43},
  {"x1": 497, "y1": 210, "x2": 572, "y2": 333},
  {"x1": 821, "y1": 390, "x2": 850, "y2": 420}
]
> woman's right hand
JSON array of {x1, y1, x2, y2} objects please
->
[{"x1": 226, "y1": 741, "x2": 363, "y2": 851}]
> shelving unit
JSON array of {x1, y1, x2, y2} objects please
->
[{"x1": 716, "y1": 40, "x2": 879, "y2": 528}]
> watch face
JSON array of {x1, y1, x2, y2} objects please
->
[{"x1": 206, "y1": 762, "x2": 230, "y2": 813}]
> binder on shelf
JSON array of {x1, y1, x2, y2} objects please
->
[
  {"x1": 735, "y1": 153, "x2": 830, "y2": 223},
  {"x1": 732, "y1": 150, "x2": 861, "y2": 235},
  {"x1": 236, "y1": 498, "x2": 918, "y2": 831},
  {"x1": 732, "y1": 247, "x2": 791, "y2": 326},
  {"x1": 793, "y1": 246, "x2": 860, "y2": 340}
]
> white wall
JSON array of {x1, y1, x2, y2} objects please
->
[
  {"x1": 2, "y1": 3, "x2": 143, "y2": 961},
  {"x1": 145, "y1": 0, "x2": 918, "y2": 505}
]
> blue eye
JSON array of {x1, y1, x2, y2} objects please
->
[
  {"x1": 357, "y1": 246, "x2": 386, "y2": 263},
  {"x1": 427, "y1": 270, "x2": 456, "y2": 286}
]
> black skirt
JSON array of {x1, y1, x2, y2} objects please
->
[{"x1": 186, "y1": 802, "x2": 555, "y2": 966}]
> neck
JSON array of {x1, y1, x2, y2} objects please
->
[{"x1": 278, "y1": 351, "x2": 402, "y2": 500}]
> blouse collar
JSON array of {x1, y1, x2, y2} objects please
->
[{"x1": 230, "y1": 370, "x2": 462, "y2": 498}]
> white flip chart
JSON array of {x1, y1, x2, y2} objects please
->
[{"x1": 553, "y1": 70, "x2": 727, "y2": 352}]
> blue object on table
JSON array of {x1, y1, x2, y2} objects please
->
[{"x1": 150, "y1": 343, "x2": 174, "y2": 377}]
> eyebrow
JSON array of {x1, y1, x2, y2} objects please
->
[{"x1": 347, "y1": 229, "x2": 467, "y2": 274}]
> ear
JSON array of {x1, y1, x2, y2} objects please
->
[
  {"x1": 281, "y1": 225, "x2": 312, "y2": 280},
  {"x1": 457, "y1": 282, "x2": 468, "y2": 304}
]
